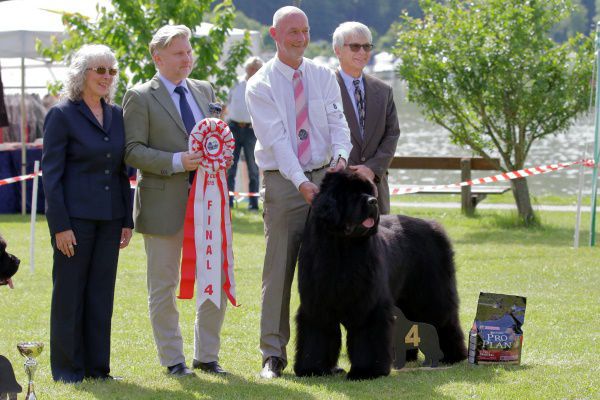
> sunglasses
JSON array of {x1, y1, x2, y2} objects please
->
[
  {"x1": 86, "y1": 66, "x2": 118, "y2": 76},
  {"x1": 344, "y1": 43, "x2": 374, "y2": 52}
]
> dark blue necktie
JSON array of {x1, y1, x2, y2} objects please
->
[
  {"x1": 174, "y1": 86, "x2": 197, "y2": 184},
  {"x1": 174, "y1": 86, "x2": 196, "y2": 134}
]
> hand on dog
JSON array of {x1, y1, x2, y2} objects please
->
[
  {"x1": 120, "y1": 228, "x2": 133, "y2": 249},
  {"x1": 55, "y1": 230, "x2": 77, "y2": 258},
  {"x1": 299, "y1": 181, "x2": 319, "y2": 205},
  {"x1": 0, "y1": 278, "x2": 14, "y2": 289},
  {"x1": 349, "y1": 165, "x2": 375, "y2": 182}
]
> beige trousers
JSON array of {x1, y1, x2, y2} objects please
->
[
  {"x1": 144, "y1": 228, "x2": 227, "y2": 367},
  {"x1": 259, "y1": 168, "x2": 327, "y2": 368}
]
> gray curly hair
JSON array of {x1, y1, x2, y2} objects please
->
[{"x1": 62, "y1": 44, "x2": 119, "y2": 103}]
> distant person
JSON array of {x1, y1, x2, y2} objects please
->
[
  {"x1": 123, "y1": 24, "x2": 228, "y2": 377},
  {"x1": 245, "y1": 6, "x2": 352, "y2": 379},
  {"x1": 42, "y1": 93, "x2": 59, "y2": 111},
  {"x1": 333, "y1": 21, "x2": 400, "y2": 214},
  {"x1": 42, "y1": 44, "x2": 133, "y2": 383},
  {"x1": 226, "y1": 56, "x2": 263, "y2": 211}
]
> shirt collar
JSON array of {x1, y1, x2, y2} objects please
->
[
  {"x1": 339, "y1": 67, "x2": 363, "y2": 90},
  {"x1": 274, "y1": 57, "x2": 306, "y2": 82},
  {"x1": 158, "y1": 72, "x2": 189, "y2": 95}
]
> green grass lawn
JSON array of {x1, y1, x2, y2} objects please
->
[{"x1": 0, "y1": 207, "x2": 598, "y2": 399}]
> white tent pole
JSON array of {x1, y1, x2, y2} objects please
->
[
  {"x1": 30, "y1": 160, "x2": 39, "y2": 272},
  {"x1": 20, "y1": 56, "x2": 26, "y2": 215}
]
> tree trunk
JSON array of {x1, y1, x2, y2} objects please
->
[{"x1": 510, "y1": 177, "x2": 537, "y2": 225}]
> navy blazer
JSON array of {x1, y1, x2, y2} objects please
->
[{"x1": 42, "y1": 98, "x2": 134, "y2": 235}]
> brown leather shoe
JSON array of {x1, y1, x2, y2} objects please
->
[
  {"x1": 192, "y1": 360, "x2": 227, "y2": 375},
  {"x1": 260, "y1": 357, "x2": 284, "y2": 379},
  {"x1": 167, "y1": 362, "x2": 196, "y2": 377}
]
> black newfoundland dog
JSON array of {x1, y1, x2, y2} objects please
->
[
  {"x1": 294, "y1": 171, "x2": 467, "y2": 380},
  {"x1": 0, "y1": 234, "x2": 20, "y2": 287}
]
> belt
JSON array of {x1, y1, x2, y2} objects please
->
[{"x1": 230, "y1": 120, "x2": 252, "y2": 129}]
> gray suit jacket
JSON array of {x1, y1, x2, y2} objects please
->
[
  {"x1": 123, "y1": 75, "x2": 215, "y2": 235},
  {"x1": 336, "y1": 71, "x2": 400, "y2": 214}
]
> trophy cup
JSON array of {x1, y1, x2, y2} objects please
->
[{"x1": 16, "y1": 342, "x2": 44, "y2": 400}]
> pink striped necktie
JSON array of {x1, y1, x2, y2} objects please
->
[{"x1": 293, "y1": 70, "x2": 311, "y2": 167}]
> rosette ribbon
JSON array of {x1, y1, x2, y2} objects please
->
[{"x1": 178, "y1": 118, "x2": 237, "y2": 308}]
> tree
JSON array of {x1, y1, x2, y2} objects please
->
[
  {"x1": 551, "y1": 0, "x2": 588, "y2": 41},
  {"x1": 38, "y1": 0, "x2": 251, "y2": 103},
  {"x1": 396, "y1": 0, "x2": 594, "y2": 224}
]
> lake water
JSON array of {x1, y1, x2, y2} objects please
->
[{"x1": 388, "y1": 78, "x2": 597, "y2": 197}]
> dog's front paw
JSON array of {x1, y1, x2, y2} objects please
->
[{"x1": 346, "y1": 367, "x2": 389, "y2": 381}]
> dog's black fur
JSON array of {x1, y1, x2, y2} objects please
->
[
  {"x1": 294, "y1": 171, "x2": 467, "y2": 380},
  {"x1": 0, "y1": 234, "x2": 20, "y2": 285}
]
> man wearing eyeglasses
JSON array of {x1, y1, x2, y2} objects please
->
[
  {"x1": 333, "y1": 22, "x2": 400, "y2": 214},
  {"x1": 123, "y1": 24, "x2": 228, "y2": 378}
]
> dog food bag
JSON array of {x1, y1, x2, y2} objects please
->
[{"x1": 468, "y1": 292, "x2": 527, "y2": 365}]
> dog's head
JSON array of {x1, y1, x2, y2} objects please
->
[
  {"x1": 0, "y1": 234, "x2": 20, "y2": 283},
  {"x1": 311, "y1": 170, "x2": 380, "y2": 238}
]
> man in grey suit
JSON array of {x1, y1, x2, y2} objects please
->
[
  {"x1": 123, "y1": 25, "x2": 227, "y2": 377},
  {"x1": 333, "y1": 22, "x2": 400, "y2": 214}
]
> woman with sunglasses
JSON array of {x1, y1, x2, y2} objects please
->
[{"x1": 42, "y1": 44, "x2": 133, "y2": 383}]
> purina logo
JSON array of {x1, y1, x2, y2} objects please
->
[{"x1": 205, "y1": 137, "x2": 221, "y2": 156}]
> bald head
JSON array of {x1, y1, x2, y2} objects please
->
[
  {"x1": 272, "y1": 6, "x2": 307, "y2": 29},
  {"x1": 270, "y1": 6, "x2": 310, "y2": 69}
]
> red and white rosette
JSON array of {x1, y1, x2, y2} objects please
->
[{"x1": 178, "y1": 118, "x2": 237, "y2": 308}]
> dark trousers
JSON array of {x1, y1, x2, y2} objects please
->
[
  {"x1": 227, "y1": 121, "x2": 259, "y2": 209},
  {"x1": 50, "y1": 217, "x2": 122, "y2": 382}
]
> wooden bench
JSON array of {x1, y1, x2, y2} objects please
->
[{"x1": 389, "y1": 156, "x2": 512, "y2": 214}]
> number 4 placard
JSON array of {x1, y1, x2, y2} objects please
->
[{"x1": 392, "y1": 306, "x2": 443, "y2": 370}]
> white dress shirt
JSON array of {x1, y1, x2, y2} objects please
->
[
  {"x1": 158, "y1": 73, "x2": 205, "y2": 173},
  {"x1": 339, "y1": 68, "x2": 365, "y2": 135},
  {"x1": 245, "y1": 57, "x2": 352, "y2": 189},
  {"x1": 226, "y1": 79, "x2": 251, "y2": 123}
]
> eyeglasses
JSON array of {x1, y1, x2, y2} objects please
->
[
  {"x1": 344, "y1": 43, "x2": 374, "y2": 52},
  {"x1": 86, "y1": 67, "x2": 118, "y2": 76}
]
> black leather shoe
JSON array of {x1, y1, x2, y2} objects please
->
[
  {"x1": 192, "y1": 360, "x2": 227, "y2": 375},
  {"x1": 167, "y1": 363, "x2": 196, "y2": 377},
  {"x1": 260, "y1": 357, "x2": 284, "y2": 379}
]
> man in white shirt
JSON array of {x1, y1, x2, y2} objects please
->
[
  {"x1": 226, "y1": 56, "x2": 263, "y2": 211},
  {"x1": 245, "y1": 6, "x2": 352, "y2": 379}
]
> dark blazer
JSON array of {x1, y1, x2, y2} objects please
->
[
  {"x1": 42, "y1": 99, "x2": 134, "y2": 235},
  {"x1": 336, "y1": 71, "x2": 400, "y2": 214}
]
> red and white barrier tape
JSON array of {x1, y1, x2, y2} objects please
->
[
  {"x1": 0, "y1": 171, "x2": 42, "y2": 186},
  {"x1": 390, "y1": 159, "x2": 595, "y2": 195},
  {"x1": 3, "y1": 159, "x2": 596, "y2": 195},
  {"x1": 128, "y1": 179, "x2": 260, "y2": 197}
]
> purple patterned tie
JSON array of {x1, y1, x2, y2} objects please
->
[
  {"x1": 293, "y1": 70, "x2": 311, "y2": 167},
  {"x1": 353, "y1": 79, "x2": 365, "y2": 137}
]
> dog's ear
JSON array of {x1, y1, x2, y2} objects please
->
[
  {"x1": 311, "y1": 192, "x2": 341, "y2": 226},
  {"x1": 0, "y1": 235, "x2": 6, "y2": 253}
]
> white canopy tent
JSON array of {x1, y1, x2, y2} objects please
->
[{"x1": 0, "y1": 0, "x2": 260, "y2": 214}]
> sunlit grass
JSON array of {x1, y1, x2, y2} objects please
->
[{"x1": 0, "y1": 207, "x2": 598, "y2": 399}]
